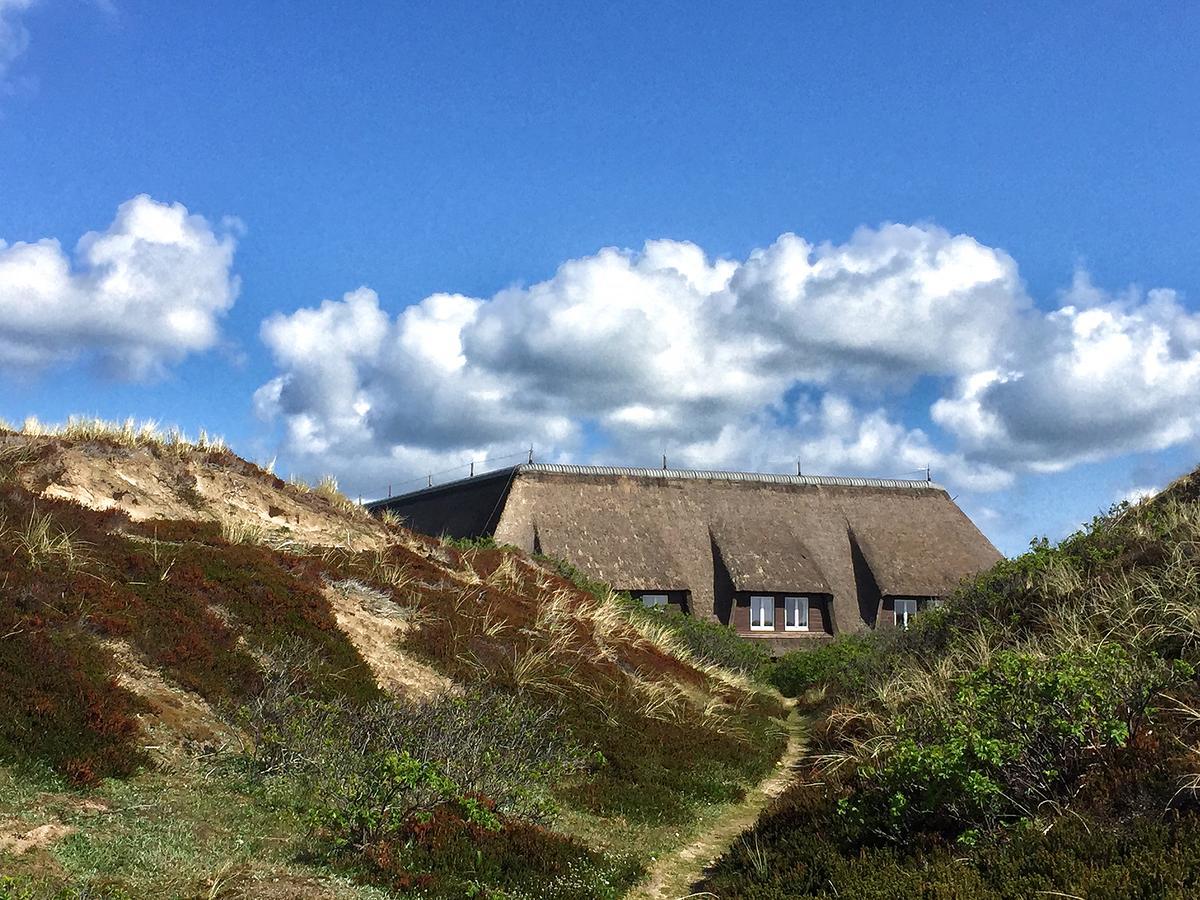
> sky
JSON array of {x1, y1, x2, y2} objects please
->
[{"x1": 1, "y1": 1, "x2": 1198, "y2": 556}]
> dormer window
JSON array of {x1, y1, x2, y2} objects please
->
[
  {"x1": 750, "y1": 595, "x2": 774, "y2": 630},
  {"x1": 784, "y1": 596, "x2": 809, "y2": 631}
]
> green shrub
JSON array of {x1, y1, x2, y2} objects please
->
[
  {"x1": 237, "y1": 668, "x2": 590, "y2": 827},
  {"x1": 442, "y1": 533, "x2": 500, "y2": 550},
  {"x1": 702, "y1": 797, "x2": 1200, "y2": 900},
  {"x1": 764, "y1": 633, "x2": 882, "y2": 698},
  {"x1": 841, "y1": 645, "x2": 1187, "y2": 842},
  {"x1": 234, "y1": 662, "x2": 638, "y2": 898},
  {"x1": 357, "y1": 806, "x2": 642, "y2": 899},
  {"x1": 312, "y1": 749, "x2": 500, "y2": 850}
]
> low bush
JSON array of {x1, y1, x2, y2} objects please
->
[
  {"x1": 764, "y1": 633, "x2": 883, "y2": 699},
  {"x1": 443, "y1": 533, "x2": 495, "y2": 550},
  {"x1": 354, "y1": 805, "x2": 641, "y2": 899},
  {"x1": 562, "y1": 697, "x2": 784, "y2": 823},
  {"x1": 841, "y1": 645, "x2": 1187, "y2": 842},
  {"x1": 236, "y1": 658, "x2": 590, "y2": 827},
  {"x1": 702, "y1": 792, "x2": 1200, "y2": 900},
  {"x1": 233, "y1": 659, "x2": 637, "y2": 897}
]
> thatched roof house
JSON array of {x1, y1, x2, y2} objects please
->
[{"x1": 368, "y1": 464, "x2": 1001, "y2": 650}]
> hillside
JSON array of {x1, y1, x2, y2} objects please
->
[
  {"x1": 702, "y1": 466, "x2": 1200, "y2": 898},
  {"x1": 0, "y1": 420, "x2": 788, "y2": 899}
]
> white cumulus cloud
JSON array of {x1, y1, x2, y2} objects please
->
[
  {"x1": 0, "y1": 194, "x2": 240, "y2": 378},
  {"x1": 253, "y1": 224, "x2": 1200, "y2": 502},
  {"x1": 255, "y1": 224, "x2": 1027, "y2": 493},
  {"x1": 933, "y1": 271, "x2": 1200, "y2": 472}
]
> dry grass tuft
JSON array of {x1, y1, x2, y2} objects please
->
[
  {"x1": 16, "y1": 416, "x2": 229, "y2": 457},
  {"x1": 1, "y1": 507, "x2": 91, "y2": 572},
  {"x1": 219, "y1": 520, "x2": 266, "y2": 546},
  {"x1": 379, "y1": 508, "x2": 404, "y2": 528}
]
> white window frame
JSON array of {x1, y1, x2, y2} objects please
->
[
  {"x1": 641, "y1": 593, "x2": 668, "y2": 610},
  {"x1": 894, "y1": 597, "x2": 918, "y2": 629},
  {"x1": 784, "y1": 596, "x2": 809, "y2": 631},
  {"x1": 749, "y1": 595, "x2": 775, "y2": 631}
]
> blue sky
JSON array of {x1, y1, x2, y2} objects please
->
[{"x1": 1, "y1": 1, "x2": 1198, "y2": 555}]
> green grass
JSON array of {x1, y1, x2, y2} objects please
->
[{"x1": 0, "y1": 764, "x2": 390, "y2": 899}]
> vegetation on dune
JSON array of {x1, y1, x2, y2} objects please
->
[
  {"x1": 6, "y1": 415, "x2": 230, "y2": 456},
  {"x1": 0, "y1": 483, "x2": 381, "y2": 784},
  {"x1": 542, "y1": 554, "x2": 773, "y2": 677},
  {"x1": 0, "y1": 428, "x2": 788, "y2": 897},
  {"x1": 231, "y1": 655, "x2": 639, "y2": 898},
  {"x1": 703, "y1": 473, "x2": 1200, "y2": 898},
  {"x1": 392, "y1": 546, "x2": 787, "y2": 825},
  {"x1": 761, "y1": 631, "x2": 882, "y2": 700}
]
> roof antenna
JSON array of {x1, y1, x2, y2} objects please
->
[
  {"x1": 469, "y1": 461, "x2": 475, "y2": 477},
  {"x1": 796, "y1": 458, "x2": 802, "y2": 476},
  {"x1": 427, "y1": 473, "x2": 432, "y2": 487},
  {"x1": 662, "y1": 453, "x2": 667, "y2": 470},
  {"x1": 926, "y1": 465, "x2": 931, "y2": 483},
  {"x1": 387, "y1": 483, "x2": 391, "y2": 498},
  {"x1": 528, "y1": 445, "x2": 534, "y2": 464}
]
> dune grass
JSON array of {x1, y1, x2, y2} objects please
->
[
  {"x1": 701, "y1": 471, "x2": 1200, "y2": 898},
  {"x1": 14, "y1": 416, "x2": 228, "y2": 455}
]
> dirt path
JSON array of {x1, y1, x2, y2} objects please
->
[{"x1": 630, "y1": 706, "x2": 807, "y2": 900}]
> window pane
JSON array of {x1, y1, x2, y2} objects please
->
[
  {"x1": 785, "y1": 596, "x2": 809, "y2": 630},
  {"x1": 641, "y1": 594, "x2": 668, "y2": 609},
  {"x1": 750, "y1": 595, "x2": 774, "y2": 628}
]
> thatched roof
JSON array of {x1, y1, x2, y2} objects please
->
[
  {"x1": 708, "y1": 517, "x2": 829, "y2": 594},
  {"x1": 371, "y1": 464, "x2": 1002, "y2": 632}
]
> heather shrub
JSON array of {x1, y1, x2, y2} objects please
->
[
  {"x1": 236, "y1": 658, "x2": 590, "y2": 828},
  {"x1": 359, "y1": 807, "x2": 641, "y2": 899},
  {"x1": 233, "y1": 661, "x2": 635, "y2": 897},
  {"x1": 443, "y1": 533, "x2": 506, "y2": 550},
  {"x1": 702, "y1": 804, "x2": 1200, "y2": 899}
]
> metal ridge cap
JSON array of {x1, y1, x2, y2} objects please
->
[
  {"x1": 366, "y1": 463, "x2": 943, "y2": 507},
  {"x1": 516, "y1": 463, "x2": 942, "y2": 490}
]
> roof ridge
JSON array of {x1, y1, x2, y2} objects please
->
[
  {"x1": 367, "y1": 463, "x2": 942, "y2": 508},
  {"x1": 518, "y1": 463, "x2": 940, "y2": 490}
]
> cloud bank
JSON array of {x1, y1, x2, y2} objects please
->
[
  {"x1": 260, "y1": 221, "x2": 1200, "y2": 496},
  {"x1": 0, "y1": 195, "x2": 241, "y2": 378}
]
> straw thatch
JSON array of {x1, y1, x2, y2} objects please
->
[{"x1": 369, "y1": 464, "x2": 1001, "y2": 634}]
